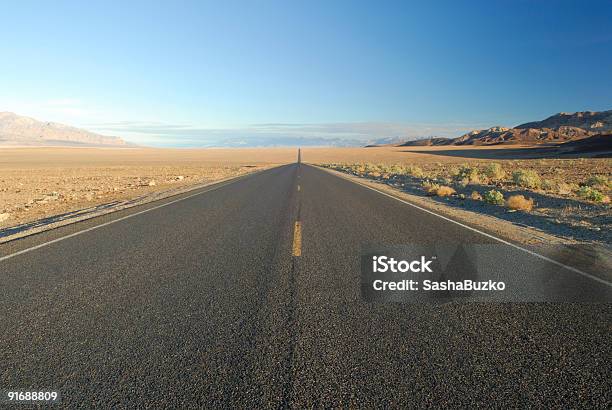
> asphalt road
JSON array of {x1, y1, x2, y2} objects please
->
[{"x1": 1, "y1": 163, "x2": 610, "y2": 407}]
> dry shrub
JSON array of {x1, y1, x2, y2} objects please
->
[
  {"x1": 557, "y1": 182, "x2": 577, "y2": 195},
  {"x1": 512, "y1": 169, "x2": 541, "y2": 189},
  {"x1": 541, "y1": 179, "x2": 556, "y2": 191},
  {"x1": 483, "y1": 190, "x2": 505, "y2": 205},
  {"x1": 389, "y1": 164, "x2": 404, "y2": 174},
  {"x1": 406, "y1": 166, "x2": 424, "y2": 178},
  {"x1": 455, "y1": 165, "x2": 480, "y2": 184},
  {"x1": 506, "y1": 194, "x2": 534, "y2": 211},
  {"x1": 577, "y1": 186, "x2": 607, "y2": 202},
  {"x1": 435, "y1": 185, "x2": 456, "y2": 197},
  {"x1": 586, "y1": 175, "x2": 610, "y2": 189},
  {"x1": 422, "y1": 181, "x2": 440, "y2": 195},
  {"x1": 483, "y1": 163, "x2": 505, "y2": 181},
  {"x1": 471, "y1": 191, "x2": 482, "y2": 200}
]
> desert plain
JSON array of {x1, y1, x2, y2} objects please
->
[
  {"x1": 0, "y1": 147, "x2": 296, "y2": 231},
  {"x1": 1, "y1": 145, "x2": 610, "y2": 247}
]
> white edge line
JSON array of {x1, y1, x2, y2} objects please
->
[
  {"x1": 0, "y1": 168, "x2": 274, "y2": 263},
  {"x1": 316, "y1": 166, "x2": 612, "y2": 288}
]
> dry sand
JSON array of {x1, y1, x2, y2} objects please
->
[{"x1": 0, "y1": 147, "x2": 297, "y2": 229}]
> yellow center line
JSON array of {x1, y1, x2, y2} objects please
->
[{"x1": 292, "y1": 221, "x2": 302, "y2": 257}]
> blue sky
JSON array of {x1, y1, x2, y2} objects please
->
[{"x1": 1, "y1": 0, "x2": 611, "y2": 146}]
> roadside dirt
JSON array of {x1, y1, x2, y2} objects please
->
[{"x1": 0, "y1": 147, "x2": 296, "y2": 232}]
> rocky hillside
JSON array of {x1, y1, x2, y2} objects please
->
[
  {"x1": 451, "y1": 125, "x2": 593, "y2": 145},
  {"x1": 399, "y1": 110, "x2": 610, "y2": 147},
  {"x1": 516, "y1": 110, "x2": 612, "y2": 132},
  {"x1": 0, "y1": 112, "x2": 128, "y2": 147}
]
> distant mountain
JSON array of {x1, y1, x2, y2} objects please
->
[
  {"x1": 364, "y1": 136, "x2": 408, "y2": 147},
  {"x1": 450, "y1": 125, "x2": 592, "y2": 145},
  {"x1": 516, "y1": 110, "x2": 612, "y2": 133},
  {"x1": 397, "y1": 137, "x2": 452, "y2": 146},
  {"x1": 394, "y1": 110, "x2": 611, "y2": 147},
  {"x1": 0, "y1": 112, "x2": 128, "y2": 147}
]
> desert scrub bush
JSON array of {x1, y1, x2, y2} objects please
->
[
  {"x1": 586, "y1": 175, "x2": 610, "y2": 189},
  {"x1": 557, "y1": 182, "x2": 578, "y2": 195},
  {"x1": 577, "y1": 186, "x2": 608, "y2": 203},
  {"x1": 380, "y1": 164, "x2": 399, "y2": 175},
  {"x1": 512, "y1": 169, "x2": 541, "y2": 189},
  {"x1": 506, "y1": 195, "x2": 534, "y2": 212},
  {"x1": 448, "y1": 166, "x2": 460, "y2": 178},
  {"x1": 353, "y1": 164, "x2": 367, "y2": 174},
  {"x1": 455, "y1": 165, "x2": 480, "y2": 184},
  {"x1": 422, "y1": 181, "x2": 440, "y2": 196},
  {"x1": 363, "y1": 163, "x2": 383, "y2": 176},
  {"x1": 541, "y1": 179, "x2": 556, "y2": 191},
  {"x1": 483, "y1": 190, "x2": 504, "y2": 205},
  {"x1": 388, "y1": 164, "x2": 404, "y2": 174},
  {"x1": 470, "y1": 191, "x2": 483, "y2": 201},
  {"x1": 434, "y1": 185, "x2": 456, "y2": 197},
  {"x1": 482, "y1": 163, "x2": 505, "y2": 181},
  {"x1": 363, "y1": 163, "x2": 380, "y2": 173},
  {"x1": 406, "y1": 166, "x2": 424, "y2": 178}
]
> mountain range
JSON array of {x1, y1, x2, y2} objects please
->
[
  {"x1": 1, "y1": 110, "x2": 610, "y2": 148},
  {"x1": 0, "y1": 112, "x2": 128, "y2": 147},
  {"x1": 398, "y1": 110, "x2": 611, "y2": 147}
]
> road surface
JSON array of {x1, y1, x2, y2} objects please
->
[{"x1": 1, "y1": 163, "x2": 610, "y2": 407}]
